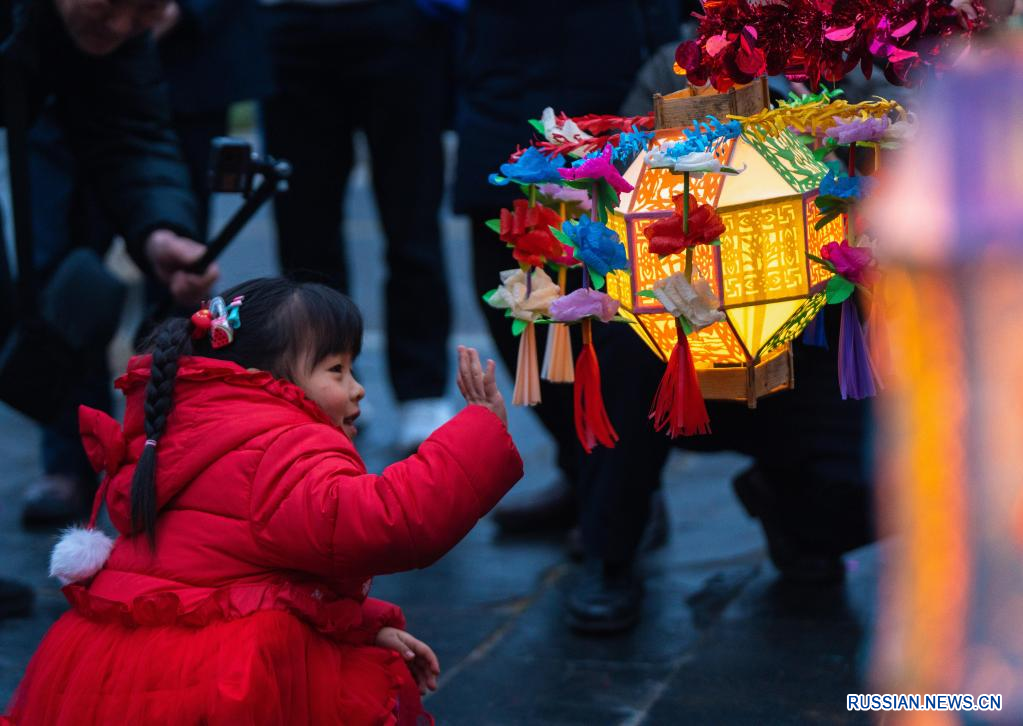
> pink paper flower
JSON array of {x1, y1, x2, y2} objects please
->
[
  {"x1": 549, "y1": 288, "x2": 620, "y2": 323},
  {"x1": 558, "y1": 145, "x2": 634, "y2": 194},
  {"x1": 821, "y1": 240, "x2": 875, "y2": 285}
]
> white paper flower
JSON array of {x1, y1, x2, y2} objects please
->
[
  {"x1": 880, "y1": 112, "x2": 918, "y2": 147},
  {"x1": 486, "y1": 268, "x2": 562, "y2": 322},
  {"x1": 542, "y1": 107, "x2": 594, "y2": 149},
  {"x1": 647, "y1": 149, "x2": 745, "y2": 178},
  {"x1": 651, "y1": 272, "x2": 725, "y2": 332}
]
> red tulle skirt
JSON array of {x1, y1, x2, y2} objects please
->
[{"x1": 3, "y1": 609, "x2": 431, "y2": 725}]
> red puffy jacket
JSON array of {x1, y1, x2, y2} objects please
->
[{"x1": 73, "y1": 355, "x2": 524, "y2": 641}]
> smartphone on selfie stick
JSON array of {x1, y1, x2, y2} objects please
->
[{"x1": 134, "y1": 138, "x2": 291, "y2": 344}]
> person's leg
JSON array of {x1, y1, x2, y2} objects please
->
[
  {"x1": 261, "y1": 5, "x2": 354, "y2": 291},
  {"x1": 361, "y1": 2, "x2": 451, "y2": 436},
  {"x1": 567, "y1": 322, "x2": 673, "y2": 632}
]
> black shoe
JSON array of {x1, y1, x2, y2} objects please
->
[
  {"x1": 566, "y1": 562, "x2": 643, "y2": 634},
  {"x1": 0, "y1": 579, "x2": 34, "y2": 619},
  {"x1": 22, "y1": 473, "x2": 90, "y2": 528},
  {"x1": 732, "y1": 467, "x2": 845, "y2": 585},
  {"x1": 492, "y1": 479, "x2": 577, "y2": 535}
]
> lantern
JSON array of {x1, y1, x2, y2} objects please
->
[{"x1": 605, "y1": 91, "x2": 846, "y2": 406}]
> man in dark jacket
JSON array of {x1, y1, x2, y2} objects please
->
[{"x1": 0, "y1": 0, "x2": 217, "y2": 617}]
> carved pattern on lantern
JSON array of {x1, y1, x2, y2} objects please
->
[
  {"x1": 804, "y1": 194, "x2": 843, "y2": 289},
  {"x1": 756, "y1": 291, "x2": 828, "y2": 358},
  {"x1": 744, "y1": 133, "x2": 827, "y2": 193},
  {"x1": 719, "y1": 198, "x2": 806, "y2": 306},
  {"x1": 629, "y1": 139, "x2": 735, "y2": 212},
  {"x1": 639, "y1": 314, "x2": 746, "y2": 367}
]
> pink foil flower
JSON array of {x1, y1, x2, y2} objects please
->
[
  {"x1": 549, "y1": 288, "x2": 620, "y2": 323},
  {"x1": 825, "y1": 116, "x2": 890, "y2": 145},
  {"x1": 821, "y1": 240, "x2": 875, "y2": 285},
  {"x1": 558, "y1": 145, "x2": 634, "y2": 194}
]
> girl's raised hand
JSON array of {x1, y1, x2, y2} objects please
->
[
  {"x1": 455, "y1": 345, "x2": 508, "y2": 429},
  {"x1": 375, "y1": 627, "x2": 440, "y2": 695}
]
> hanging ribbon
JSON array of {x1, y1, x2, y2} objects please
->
[
  {"x1": 837, "y1": 297, "x2": 879, "y2": 400},
  {"x1": 542, "y1": 267, "x2": 574, "y2": 383},
  {"x1": 573, "y1": 319, "x2": 618, "y2": 453},
  {"x1": 649, "y1": 319, "x2": 710, "y2": 437},
  {"x1": 802, "y1": 309, "x2": 828, "y2": 349},
  {"x1": 512, "y1": 320, "x2": 541, "y2": 406}
]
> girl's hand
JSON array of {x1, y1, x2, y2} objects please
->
[
  {"x1": 455, "y1": 345, "x2": 508, "y2": 429},
  {"x1": 375, "y1": 627, "x2": 440, "y2": 695}
]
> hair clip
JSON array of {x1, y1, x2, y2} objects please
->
[{"x1": 191, "y1": 295, "x2": 244, "y2": 348}]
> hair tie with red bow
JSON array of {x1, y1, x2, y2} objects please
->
[{"x1": 191, "y1": 295, "x2": 244, "y2": 348}]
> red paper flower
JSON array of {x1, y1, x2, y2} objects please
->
[
  {"x1": 499, "y1": 199, "x2": 564, "y2": 267},
  {"x1": 642, "y1": 193, "x2": 726, "y2": 256}
]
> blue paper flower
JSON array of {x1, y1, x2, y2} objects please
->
[
  {"x1": 489, "y1": 147, "x2": 565, "y2": 186},
  {"x1": 819, "y1": 170, "x2": 872, "y2": 200},
  {"x1": 563, "y1": 216, "x2": 628, "y2": 276}
]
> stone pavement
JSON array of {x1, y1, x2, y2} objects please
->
[{"x1": 0, "y1": 133, "x2": 878, "y2": 724}]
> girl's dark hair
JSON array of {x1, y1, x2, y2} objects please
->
[{"x1": 130, "y1": 277, "x2": 363, "y2": 544}]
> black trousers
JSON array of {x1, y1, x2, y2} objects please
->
[
  {"x1": 470, "y1": 212, "x2": 872, "y2": 564},
  {"x1": 262, "y1": 0, "x2": 451, "y2": 402}
]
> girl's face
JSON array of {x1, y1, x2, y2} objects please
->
[{"x1": 293, "y1": 352, "x2": 365, "y2": 439}]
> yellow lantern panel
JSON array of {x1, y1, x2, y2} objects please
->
[
  {"x1": 716, "y1": 138, "x2": 801, "y2": 208},
  {"x1": 629, "y1": 217, "x2": 719, "y2": 314},
  {"x1": 718, "y1": 197, "x2": 807, "y2": 307},
  {"x1": 725, "y1": 299, "x2": 804, "y2": 360},
  {"x1": 804, "y1": 194, "x2": 845, "y2": 289}
]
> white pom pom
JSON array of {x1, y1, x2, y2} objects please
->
[{"x1": 49, "y1": 527, "x2": 115, "y2": 585}]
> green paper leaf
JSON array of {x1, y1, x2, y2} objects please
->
[
  {"x1": 806, "y1": 252, "x2": 837, "y2": 271},
  {"x1": 485, "y1": 218, "x2": 501, "y2": 235},
  {"x1": 589, "y1": 270, "x2": 606, "y2": 290},
  {"x1": 678, "y1": 316, "x2": 693, "y2": 336},
  {"x1": 825, "y1": 275, "x2": 855, "y2": 305},
  {"x1": 550, "y1": 225, "x2": 575, "y2": 249},
  {"x1": 598, "y1": 180, "x2": 619, "y2": 219},
  {"x1": 511, "y1": 318, "x2": 528, "y2": 336},
  {"x1": 797, "y1": 134, "x2": 816, "y2": 146},
  {"x1": 710, "y1": 239, "x2": 721, "y2": 247},
  {"x1": 814, "y1": 211, "x2": 841, "y2": 231},
  {"x1": 638, "y1": 290, "x2": 659, "y2": 299},
  {"x1": 528, "y1": 119, "x2": 545, "y2": 135},
  {"x1": 482, "y1": 288, "x2": 498, "y2": 304}
]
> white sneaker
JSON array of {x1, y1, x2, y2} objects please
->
[{"x1": 396, "y1": 398, "x2": 455, "y2": 453}]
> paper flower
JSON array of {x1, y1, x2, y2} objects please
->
[
  {"x1": 499, "y1": 199, "x2": 564, "y2": 267},
  {"x1": 562, "y1": 216, "x2": 628, "y2": 276},
  {"x1": 642, "y1": 193, "x2": 726, "y2": 256},
  {"x1": 489, "y1": 146, "x2": 565, "y2": 186},
  {"x1": 819, "y1": 170, "x2": 871, "y2": 200},
  {"x1": 825, "y1": 116, "x2": 890, "y2": 145},
  {"x1": 542, "y1": 107, "x2": 594, "y2": 148},
  {"x1": 558, "y1": 145, "x2": 634, "y2": 194},
  {"x1": 537, "y1": 183, "x2": 592, "y2": 213},
  {"x1": 651, "y1": 273, "x2": 726, "y2": 332},
  {"x1": 821, "y1": 240, "x2": 875, "y2": 285},
  {"x1": 549, "y1": 288, "x2": 620, "y2": 323},
  {"x1": 880, "y1": 112, "x2": 918, "y2": 146},
  {"x1": 486, "y1": 268, "x2": 561, "y2": 322}
]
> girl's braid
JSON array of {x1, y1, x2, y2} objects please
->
[{"x1": 131, "y1": 317, "x2": 193, "y2": 544}]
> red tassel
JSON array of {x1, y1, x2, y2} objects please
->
[
  {"x1": 573, "y1": 321, "x2": 618, "y2": 453},
  {"x1": 649, "y1": 331, "x2": 711, "y2": 437}
]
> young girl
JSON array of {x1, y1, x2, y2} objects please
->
[{"x1": 4, "y1": 277, "x2": 522, "y2": 725}]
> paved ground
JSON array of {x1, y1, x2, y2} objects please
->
[{"x1": 0, "y1": 132, "x2": 878, "y2": 724}]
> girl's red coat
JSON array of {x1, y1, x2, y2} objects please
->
[{"x1": 7, "y1": 355, "x2": 523, "y2": 725}]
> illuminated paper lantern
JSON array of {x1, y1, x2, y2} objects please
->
[{"x1": 606, "y1": 93, "x2": 846, "y2": 406}]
